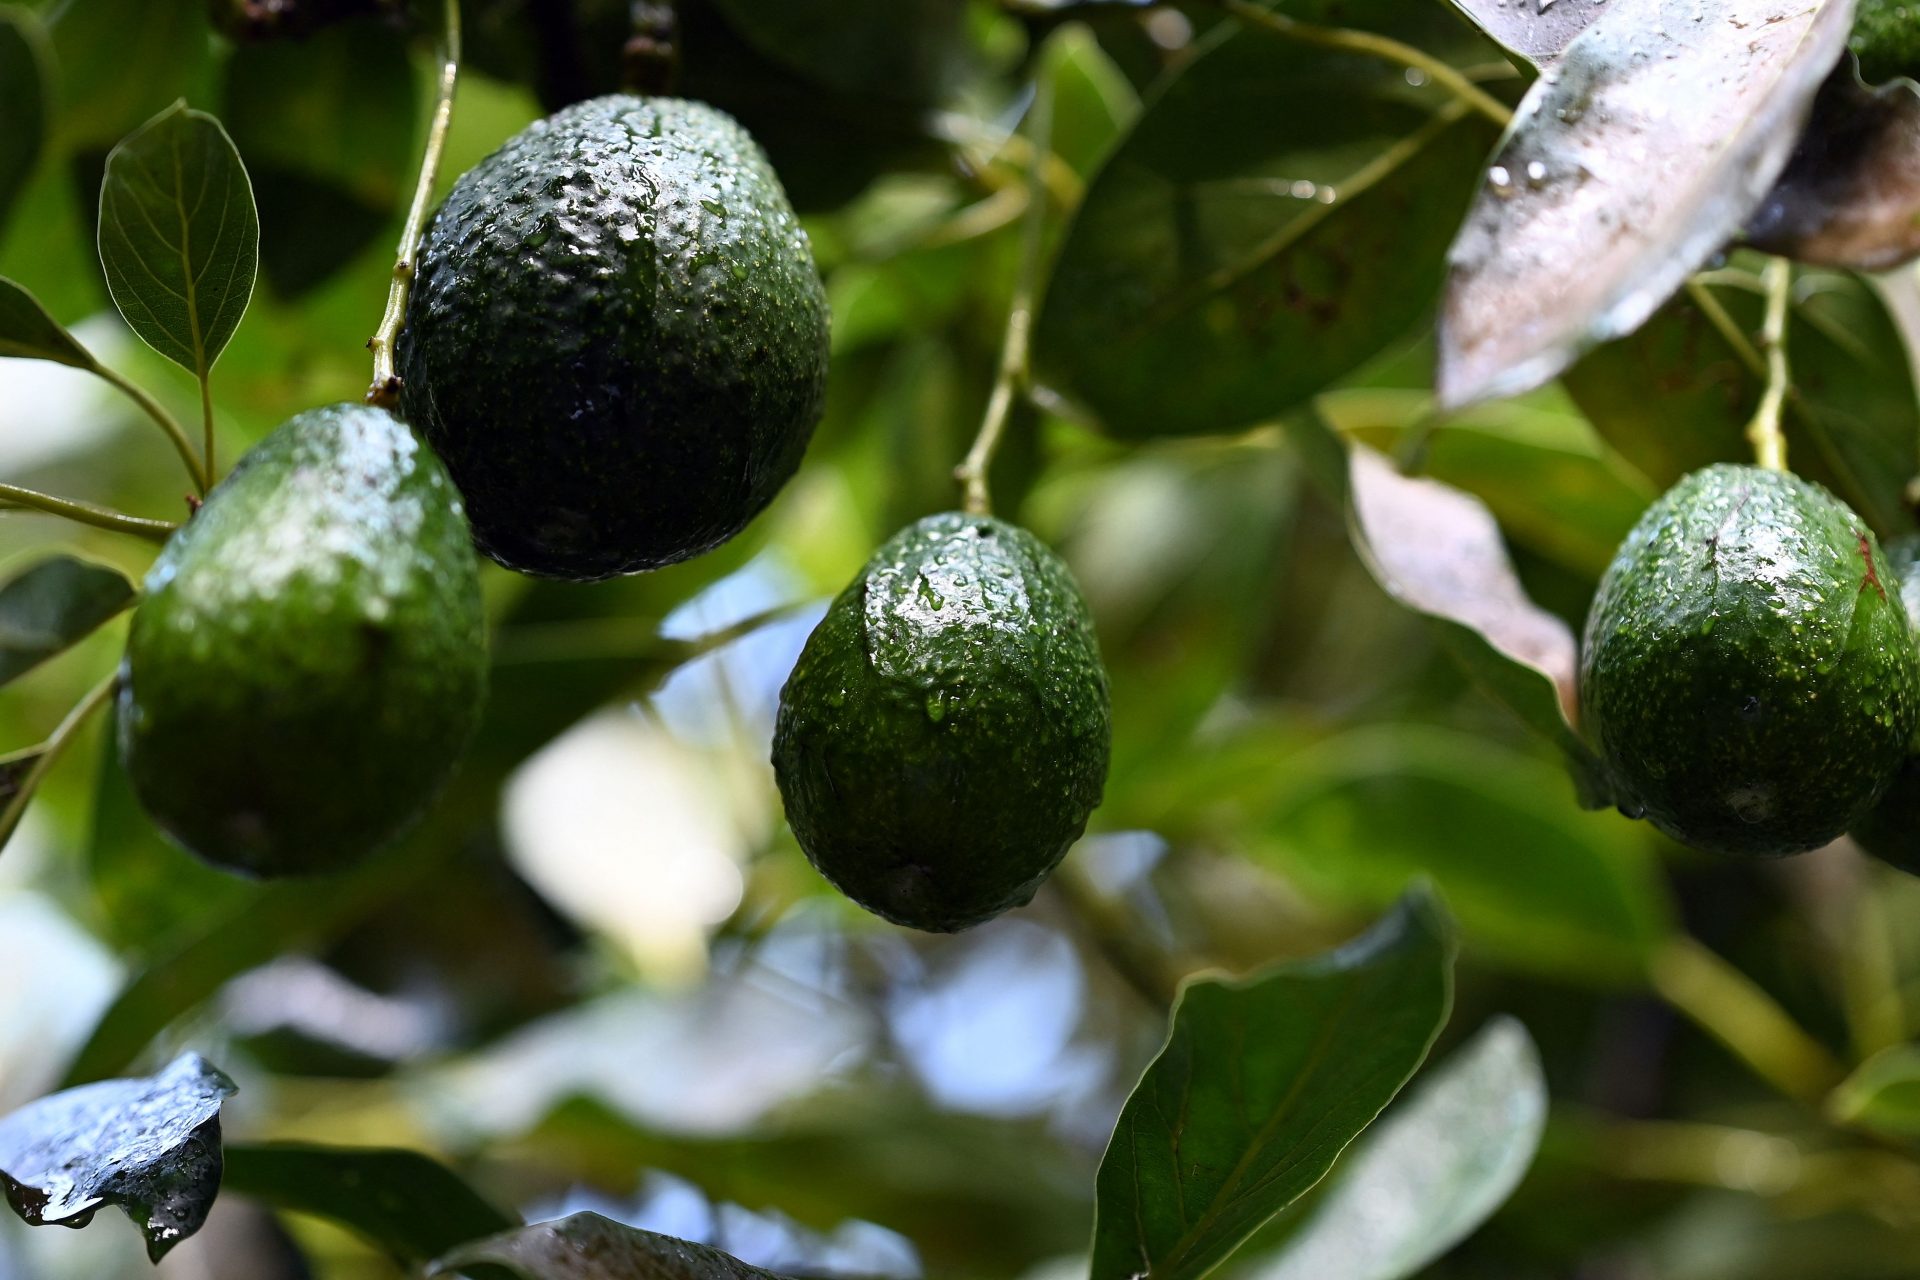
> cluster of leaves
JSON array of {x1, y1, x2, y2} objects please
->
[{"x1": 4, "y1": 0, "x2": 1920, "y2": 1278}]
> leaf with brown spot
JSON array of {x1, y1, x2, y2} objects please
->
[{"x1": 1438, "y1": 0, "x2": 1854, "y2": 408}]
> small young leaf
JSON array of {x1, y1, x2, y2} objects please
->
[
  {"x1": 98, "y1": 102, "x2": 258, "y2": 376},
  {"x1": 0, "y1": 555, "x2": 136, "y2": 688},
  {"x1": 1828, "y1": 1044, "x2": 1920, "y2": 1137},
  {"x1": 1089, "y1": 890, "x2": 1455, "y2": 1280},
  {"x1": 429, "y1": 1212, "x2": 802, "y2": 1280},
  {"x1": 1438, "y1": 0, "x2": 1852, "y2": 408},
  {"x1": 1033, "y1": 19, "x2": 1497, "y2": 439},
  {"x1": 0, "y1": 1053, "x2": 235, "y2": 1262},
  {"x1": 223, "y1": 1143, "x2": 518, "y2": 1266},
  {"x1": 0, "y1": 276, "x2": 99, "y2": 369},
  {"x1": 1746, "y1": 69, "x2": 1920, "y2": 270},
  {"x1": 0, "y1": 7, "x2": 50, "y2": 235},
  {"x1": 1247, "y1": 1018, "x2": 1546, "y2": 1280}
]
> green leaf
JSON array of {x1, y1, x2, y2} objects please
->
[
  {"x1": 0, "y1": 275, "x2": 98, "y2": 368},
  {"x1": 1033, "y1": 19, "x2": 1497, "y2": 438},
  {"x1": 98, "y1": 102, "x2": 258, "y2": 376},
  {"x1": 0, "y1": 7, "x2": 50, "y2": 237},
  {"x1": 0, "y1": 1054, "x2": 235, "y2": 1263},
  {"x1": 1438, "y1": 0, "x2": 1852, "y2": 407},
  {"x1": 0, "y1": 742, "x2": 45, "y2": 814},
  {"x1": 705, "y1": 0, "x2": 970, "y2": 103},
  {"x1": 1245, "y1": 1018, "x2": 1546, "y2": 1280},
  {"x1": 0, "y1": 555, "x2": 135, "y2": 688},
  {"x1": 1090, "y1": 890, "x2": 1455, "y2": 1280},
  {"x1": 220, "y1": 17, "x2": 417, "y2": 297},
  {"x1": 222, "y1": 1143, "x2": 519, "y2": 1266},
  {"x1": 1828, "y1": 1044, "x2": 1920, "y2": 1137},
  {"x1": 1564, "y1": 264, "x2": 1920, "y2": 537},
  {"x1": 48, "y1": 0, "x2": 208, "y2": 149},
  {"x1": 430, "y1": 1212, "x2": 812, "y2": 1280}
]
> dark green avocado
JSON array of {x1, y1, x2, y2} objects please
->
[
  {"x1": 1581, "y1": 463, "x2": 1918, "y2": 857},
  {"x1": 773, "y1": 513, "x2": 1112, "y2": 932},
  {"x1": 119, "y1": 403, "x2": 488, "y2": 877},
  {"x1": 1851, "y1": 0, "x2": 1920, "y2": 85},
  {"x1": 1849, "y1": 533, "x2": 1920, "y2": 874},
  {"x1": 397, "y1": 94, "x2": 830, "y2": 581}
]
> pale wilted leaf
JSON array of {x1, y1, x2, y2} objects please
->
[
  {"x1": 430, "y1": 1212, "x2": 798, "y2": 1280},
  {"x1": 1438, "y1": 0, "x2": 1607, "y2": 67}
]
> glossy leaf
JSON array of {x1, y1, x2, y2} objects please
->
[
  {"x1": 1438, "y1": 0, "x2": 1852, "y2": 407},
  {"x1": 0, "y1": 275, "x2": 98, "y2": 368},
  {"x1": 1828, "y1": 1045, "x2": 1920, "y2": 1137},
  {"x1": 1089, "y1": 890, "x2": 1455, "y2": 1280},
  {"x1": 1438, "y1": 0, "x2": 1606, "y2": 66},
  {"x1": 223, "y1": 1143, "x2": 518, "y2": 1266},
  {"x1": 0, "y1": 555, "x2": 136, "y2": 688},
  {"x1": 431, "y1": 1212, "x2": 797, "y2": 1280},
  {"x1": 1329, "y1": 435, "x2": 1610, "y2": 802},
  {"x1": 1033, "y1": 19, "x2": 1497, "y2": 438},
  {"x1": 1564, "y1": 265, "x2": 1920, "y2": 538},
  {"x1": 48, "y1": 0, "x2": 208, "y2": 149},
  {"x1": 221, "y1": 17, "x2": 417, "y2": 297},
  {"x1": 0, "y1": 7, "x2": 49, "y2": 235},
  {"x1": 0, "y1": 1054, "x2": 234, "y2": 1262},
  {"x1": 1248, "y1": 1018, "x2": 1546, "y2": 1280},
  {"x1": 1746, "y1": 69, "x2": 1920, "y2": 270},
  {"x1": 1258, "y1": 727, "x2": 1670, "y2": 981},
  {"x1": 98, "y1": 102, "x2": 258, "y2": 376}
]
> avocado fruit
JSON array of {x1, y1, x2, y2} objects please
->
[
  {"x1": 397, "y1": 94, "x2": 830, "y2": 581},
  {"x1": 773, "y1": 513, "x2": 1112, "y2": 932},
  {"x1": 119, "y1": 403, "x2": 488, "y2": 877},
  {"x1": 1581, "y1": 463, "x2": 1918, "y2": 856},
  {"x1": 1850, "y1": 534, "x2": 1920, "y2": 874}
]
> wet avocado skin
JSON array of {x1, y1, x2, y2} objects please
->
[
  {"x1": 397, "y1": 94, "x2": 830, "y2": 582},
  {"x1": 1849, "y1": 534, "x2": 1920, "y2": 874},
  {"x1": 773, "y1": 513, "x2": 1112, "y2": 932},
  {"x1": 1581, "y1": 463, "x2": 1918, "y2": 856},
  {"x1": 120, "y1": 403, "x2": 489, "y2": 877}
]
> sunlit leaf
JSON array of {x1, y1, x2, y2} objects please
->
[
  {"x1": 1438, "y1": 0, "x2": 1853, "y2": 407},
  {"x1": 0, "y1": 275, "x2": 98, "y2": 368},
  {"x1": 1090, "y1": 890, "x2": 1455, "y2": 1280},
  {"x1": 0, "y1": 555, "x2": 135, "y2": 688},
  {"x1": 1564, "y1": 264, "x2": 1920, "y2": 537},
  {"x1": 0, "y1": 7, "x2": 50, "y2": 236},
  {"x1": 430, "y1": 1212, "x2": 800, "y2": 1280},
  {"x1": 1247, "y1": 1018, "x2": 1546, "y2": 1280},
  {"x1": 1746, "y1": 69, "x2": 1920, "y2": 270},
  {"x1": 1828, "y1": 1044, "x2": 1920, "y2": 1137},
  {"x1": 0, "y1": 1054, "x2": 234, "y2": 1262},
  {"x1": 98, "y1": 102, "x2": 258, "y2": 376},
  {"x1": 1033, "y1": 19, "x2": 1497, "y2": 438},
  {"x1": 223, "y1": 1143, "x2": 518, "y2": 1267},
  {"x1": 48, "y1": 0, "x2": 208, "y2": 149}
]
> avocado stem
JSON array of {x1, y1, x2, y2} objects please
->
[
  {"x1": 1649, "y1": 934, "x2": 1845, "y2": 1106},
  {"x1": 0, "y1": 482, "x2": 178, "y2": 544},
  {"x1": 0, "y1": 674, "x2": 117, "y2": 858},
  {"x1": 955, "y1": 61, "x2": 1056, "y2": 517},
  {"x1": 366, "y1": 0, "x2": 461, "y2": 410},
  {"x1": 94, "y1": 365, "x2": 211, "y2": 494},
  {"x1": 1216, "y1": 0, "x2": 1514, "y2": 129},
  {"x1": 1744, "y1": 256, "x2": 1792, "y2": 473}
]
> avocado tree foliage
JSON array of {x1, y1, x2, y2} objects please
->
[{"x1": 6, "y1": 0, "x2": 1920, "y2": 1276}]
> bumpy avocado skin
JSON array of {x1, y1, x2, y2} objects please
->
[
  {"x1": 773, "y1": 513, "x2": 1112, "y2": 932},
  {"x1": 1581, "y1": 464, "x2": 1918, "y2": 857},
  {"x1": 1851, "y1": 0, "x2": 1920, "y2": 85},
  {"x1": 397, "y1": 94, "x2": 830, "y2": 581},
  {"x1": 120, "y1": 403, "x2": 489, "y2": 876},
  {"x1": 1849, "y1": 534, "x2": 1920, "y2": 874}
]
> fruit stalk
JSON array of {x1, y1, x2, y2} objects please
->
[
  {"x1": 0, "y1": 482, "x2": 177, "y2": 543},
  {"x1": 1746, "y1": 256, "x2": 1792, "y2": 472},
  {"x1": 956, "y1": 67, "x2": 1056, "y2": 517},
  {"x1": 366, "y1": 0, "x2": 461, "y2": 409},
  {"x1": 94, "y1": 365, "x2": 210, "y2": 494}
]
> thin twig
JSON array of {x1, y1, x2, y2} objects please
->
[
  {"x1": 0, "y1": 675, "x2": 119, "y2": 855},
  {"x1": 0, "y1": 482, "x2": 177, "y2": 543},
  {"x1": 1746, "y1": 257, "x2": 1792, "y2": 472},
  {"x1": 955, "y1": 68, "x2": 1056, "y2": 516},
  {"x1": 1218, "y1": 0, "x2": 1514, "y2": 129},
  {"x1": 94, "y1": 365, "x2": 210, "y2": 493},
  {"x1": 367, "y1": 0, "x2": 462, "y2": 409}
]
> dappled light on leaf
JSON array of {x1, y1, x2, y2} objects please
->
[
  {"x1": 1438, "y1": 0, "x2": 1853, "y2": 407},
  {"x1": 0, "y1": 1053, "x2": 234, "y2": 1262}
]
